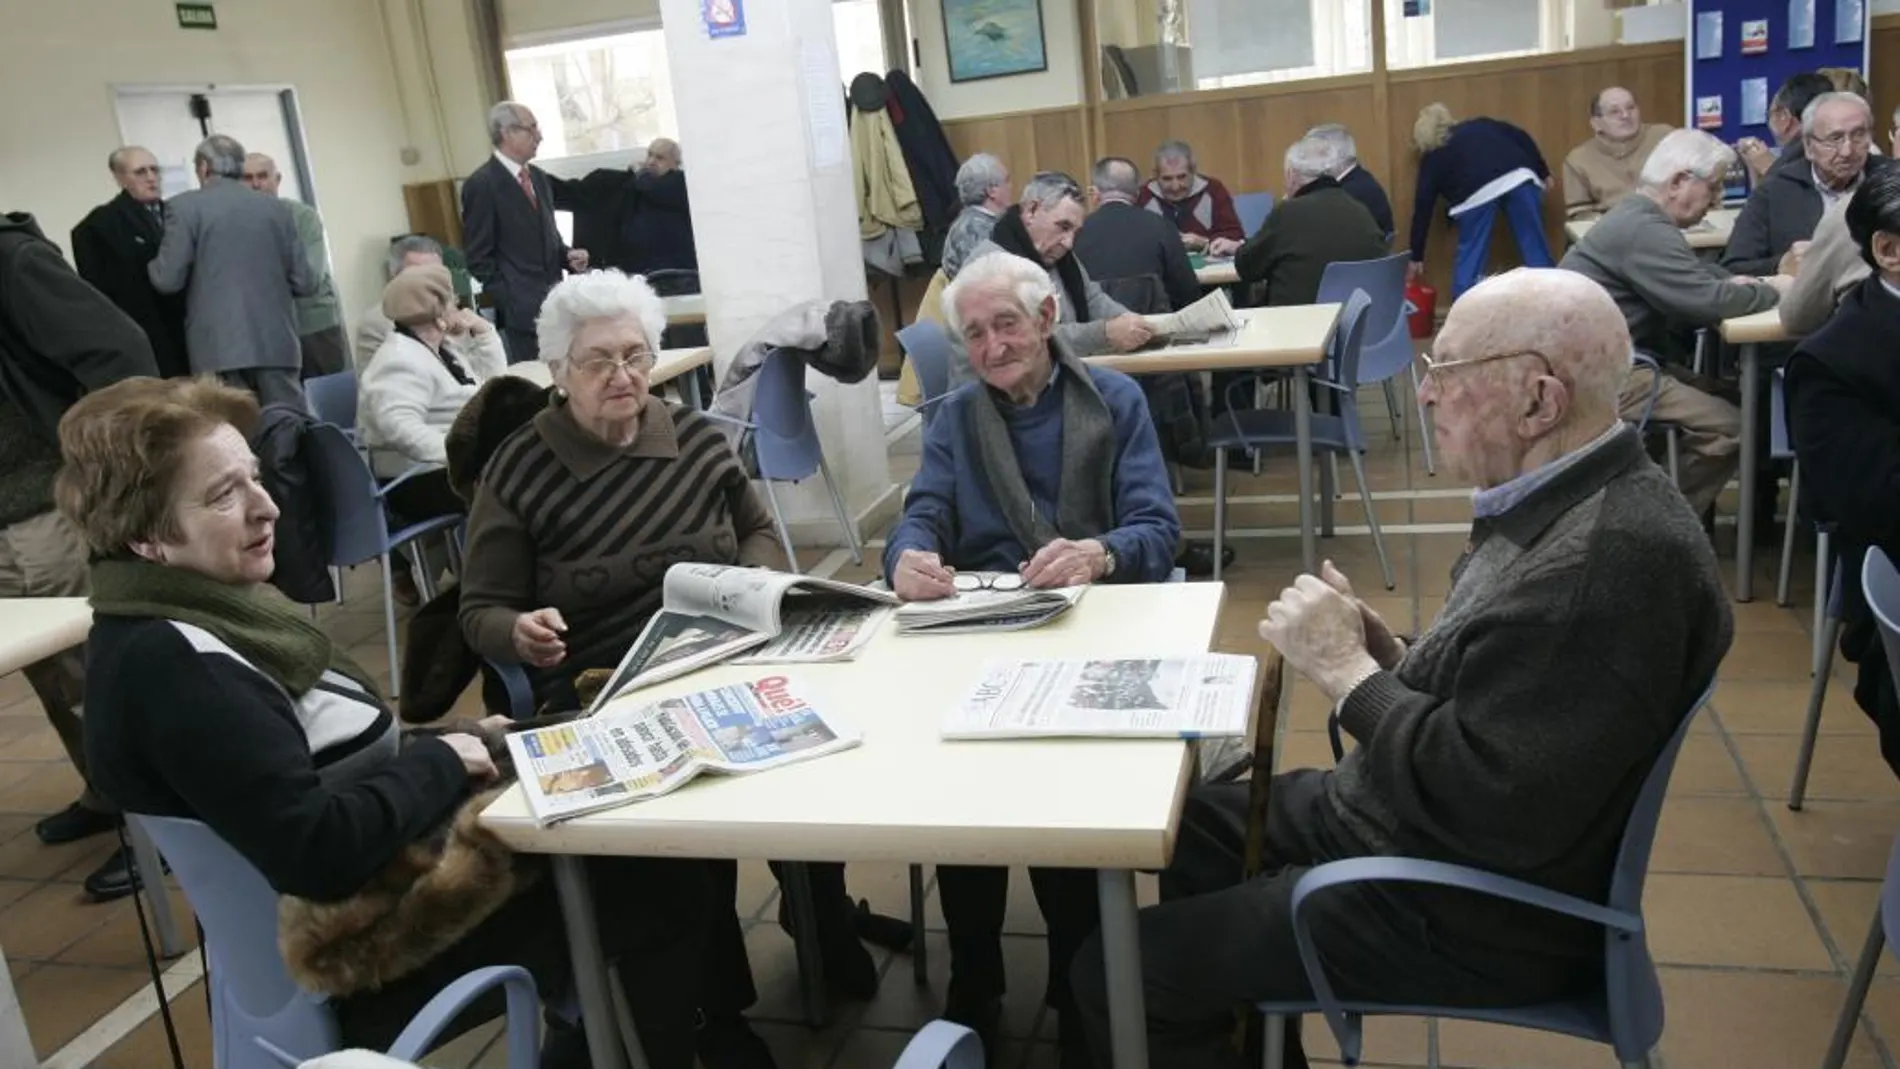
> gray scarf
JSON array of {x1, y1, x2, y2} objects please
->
[{"x1": 964, "y1": 335, "x2": 1116, "y2": 552}]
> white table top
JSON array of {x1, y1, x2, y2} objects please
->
[
  {"x1": 480, "y1": 583, "x2": 1229, "y2": 869},
  {"x1": 663, "y1": 293, "x2": 706, "y2": 325},
  {"x1": 1720, "y1": 306, "x2": 1791, "y2": 345},
  {"x1": 501, "y1": 346, "x2": 713, "y2": 389},
  {"x1": 1087, "y1": 303, "x2": 1341, "y2": 375},
  {"x1": 1567, "y1": 206, "x2": 1738, "y2": 250},
  {"x1": 1195, "y1": 259, "x2": 1240, "y2": 286},
  {"x1": 0, "y1": 598, "x2": 91, "y2": 676}
]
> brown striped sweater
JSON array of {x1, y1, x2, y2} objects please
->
[{"x1": 458, "y1": 394, "x2": 778, "y2": 706}]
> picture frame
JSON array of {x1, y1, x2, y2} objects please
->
[{"x1": 941, "y1": 0, "x2": 1049, "y2": 83}]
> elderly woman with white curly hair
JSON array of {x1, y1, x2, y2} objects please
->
[{"x1": 457, "y1": 269, "x2": 879, "y2": 1068}]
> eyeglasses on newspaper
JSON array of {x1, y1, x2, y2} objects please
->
[{"x1": 954, "y1": 571, "x2": 1026, "y2": 592}]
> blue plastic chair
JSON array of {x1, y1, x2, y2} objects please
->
[
  {"x1": 708, "y1": 349, "x2": 863, "y2": 573},
  {"x1": 1207, "y1": 290, "x2": 1394, "y2": 590},
  {"x1": 891, "y1": 1020, "x2": 983, "y2": 1068},
  {"x1": 305, "y1": 372, "x2": 358, "y2": 433},
  {"x1": 1234, "y1": 192, "x2": 1275, "y2": 239},
  {"x1": 1773, "y1": 369, "x2": 1833, "y2": 645},
  {"x1": 1314, "y1": 254, "x2": 1434, "y2": 475},
  {"x1": 1262, "y1": 684, "x2": 1715, "y2": 1069},
  {"x1": 303, "y1": 423, "x2": 465, "y2": 698},
  {"x1": 896, "y1": 321, "x2": 955, "y2": 425},
  {"x1": 129, "y1": 815, "x2": 541, "y2": 1069}
]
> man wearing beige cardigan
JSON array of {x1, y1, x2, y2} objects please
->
[{"x1": 1563, "y1": 87, "x2": 1673, "y2": 220}]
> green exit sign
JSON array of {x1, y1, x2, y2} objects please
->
[{"x1": 176, "y1": 2, "x2": 217, "y2": 29}]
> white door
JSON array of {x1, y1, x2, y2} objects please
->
[{"x1": 114, "y1": 87, "x2": 314, "y2": 204}]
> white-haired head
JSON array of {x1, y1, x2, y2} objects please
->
[
  {"x1": 1638, "y1": 129, "x2": 1735, "y2": 189},
  {"x1": 943, "y1": 252, "x2": 1058, "y2": 340},
  {"x1": 536, "y1": 270, "x2": 666, "y2": 371},
  {"x1": 1803, "y1": 92, "x2": 1875, "y2": 189},
  {"x1": 1431, "y1": 268, "x2": 1629, "y2": 434},
  {"x1": 1802, "y1": 91, "x2": 1873, "y2": 137},
  {"x1": 1305, "y1": 123, "x2": 1357, "y2": 172},
  {"x1": 487, "y1": 101, "x2": 533, "y2": 146},
  {"x1": 956, "y1": 153, "x2": 1010, "y2": 207},
  {"x1": 1284, "y1": 137, "x2": 1341, "y2": 193}
]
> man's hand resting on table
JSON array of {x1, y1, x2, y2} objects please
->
[
  {"x1": 893, "y1": 549, "x2": 957, "y2": 601},
  {"x1": 1259, "y1": 572, "x2": 1384, "y2": 702},
  {"x1": 1206, "y1": 237, "x2": 1241, "y2": 258},
  {"x1": 1020, "y1": 538, "x2": 1109, "y2": 589},
  {"x1": 1105, "y1": 314, "x2": 1156, "y2": 352}
]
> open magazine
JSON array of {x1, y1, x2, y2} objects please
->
[
  {"x1": 894, "y1": 579, "x2": 1086, "y2": 635},
  {"x1": 589, "y1": 564, "x2": 897, "y2": 712},
  {"x1": 509, "y1": 675, "x2": 860, "y2": 824},
  {"x1": 1142, "y1": 288, "x2": 1240, "y2": 340},
  {"x1": 944, "y1": 654, "x2": 1258, "y2": 739}
]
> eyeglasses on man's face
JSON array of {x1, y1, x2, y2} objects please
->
[
  {"x1": 1808, "y1": 127, "x2": 1872, "y2": 154},
  {"x1": 1415, "y1": 348, "x2": 1555, "y2": 381}
]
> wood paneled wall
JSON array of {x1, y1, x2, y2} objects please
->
[
  {"x1": 942, "y1": 106, "x2": 1091, "y2": 189},
  {"x1": 1872, "y1": 16, "x2": 1900, "y2": 146}
]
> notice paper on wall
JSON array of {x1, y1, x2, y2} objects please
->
[
  {"x1": 1836, "y1": 0, "x2": 1864, "y2": 42},
  {"x1": 1740, "y1": 77, "x2": 1769, "y2": 125},
  {"x1": 798, "y1": 39, "x2": 848, "y2": 171},
  {"x1": 1789, "y1": 0, "x2": 1817, "y2": 47},
  {"x1": 1740, "y1": 19, "x2": 1769, "y2": 52},
  {"x1": 1695, "y1": 10, "x2": 1724, "y2": 58},
  {"x1": 1696, "y1": 94, "x2": 1725, "y2": 129}
]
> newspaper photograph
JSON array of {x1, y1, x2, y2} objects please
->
[
  {"x1": 1143, "y1": 288, "x2": 1239, "y2": 338},
  {"x1": 944, "y1": 654, "x2": 1258, "y2": 740},
  {"x1": 510, "y1": 674, "x2": 862, "y2": 824},
  {"x1": 736, "y1": 603, "x2": 893, "y2": 664}
]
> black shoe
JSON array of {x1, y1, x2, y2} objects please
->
[
  {"x1": 36, "y1": 801, "x2": 116, "y2": 846},
  {"x1": 695, "y1": 1012, "x2": 778, "y2": 1069},
  {"x1": 1175, "y1": 541, "x2": 1236, "y2": 578},
  {"x1": 82, "y1": 847, "x2": 140, "y2": 903},
  {"x1": 775, "y1": 892, "x2": 885, "y2": 1000},
  {"x1": 942, "y1": 992, "x2": 1002, "y2": 1069},
  {"x1": 853, "y1": 898, "x2": 915, "y2": 952}
]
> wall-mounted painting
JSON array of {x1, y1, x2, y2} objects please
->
[{"x1": 942, "y1": 0, "x2": 1048, "y2": 82}]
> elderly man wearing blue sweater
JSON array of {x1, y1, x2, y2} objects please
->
[{"x1": 881, "y1": 249, "x2": 1180, "y2": 1069}]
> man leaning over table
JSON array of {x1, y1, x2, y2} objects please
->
[
  {"x1": 883, "y1": 250, "x2": 1179, "y2": 1069},
  {"x1": 1069, "y1": 269, "x2": 1732, "y2": 1069}
]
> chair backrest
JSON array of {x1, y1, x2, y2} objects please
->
[
  {"x1": 1885, "y1": 834, "x2": 1900, "y2": 953},
  {"x1": 1097, "y1": 274, "x2": 1170, "y2": 316},
  {"x1": 750, "y1": 349, "x2": 825, "y2": 482},
  {"x1": 1770, "y1": 367, "x2": 1793, "y2": 460},
  {"x1": 305, "y1": 372, "x2": 358, "y2": 432},
  {"x1": 132, "y1": 814, "x2": 339, "y2": 1068},
  {"x1": 1863, "y1": 547, "x2": 1900, "y2": 705},
  {"x1": 1327, "y1": 289, "x2": 1375, "y2": 390},
  {"x1": 1600, "y1": 683, "x2": 1717, "y2": 1058},
  {"x1": 897, "y1": 322, "x2": 955, "y2": 417},
  {"x1": 1233, "y1": 192, "x2": 1275, "y2": 238},
  {"x1": 302, "y1": 421, "x2": 393, "y2": 567},
  {"x1": 1316, "y1": 253, "x2": 1411, "y2": 384},
  {"x1": 1630, "y1": 354, "x2": 1665, "y2": 432}
]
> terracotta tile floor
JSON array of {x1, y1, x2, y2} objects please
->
[{"x1": 5, "y1": 390, "x2": 1893, "y2": 1068}]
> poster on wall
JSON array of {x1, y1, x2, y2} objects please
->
[
  {"x1": 941, "y1": 0, "x2": 1049, "y2": 82},
  {"x1": 1740, "y1": 77, "x2": 1769, "y2": 124},
  {"x1": 1696, "y1": 95, "x2": 1725, "y2": 129},
  {"x1": 1835, "y1": 0, "x2": 1864, "y2": 43},
  {"x1": 1403, "y1": 0, "x2": 1431, "y2": 13},
  {"x1": 702, "y1": 0, "x2": 745, "y2": 38},
  {"x1": 1740, "y1": 19, "x2": 1769, "y2": 52},
  {"x1": 1790, "y1": 0, "x2": 1816, "y2": 47},
  {"x1": 1695, "y1": 11, "x2": 1724, "y2": 58}
]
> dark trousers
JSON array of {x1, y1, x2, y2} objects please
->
[
  {"x1": 333, "y1": 855, "x2": 715, "y2": 1069},
  {"x1": 219, "y1": 367, "x2": 307, "y2": 412},
  {"x1": 501, "y1": 326, "x2": 540, "y2": 365},
  {"x1": 1070, "y1": 772, "x2": 1582, "y2": 1069},
  {"x1": 937, "y1": 865, "x2": 1101, "y2": 1030},
  {"x1": 299, "y1": 325, "x2": 351, "y2": 379},
  {"x1": 700, "y1": 858, "x2": 856, "y2": 1016},
  {"x1": 385, "y1": 468, "x2": 466, "y2": 524}
]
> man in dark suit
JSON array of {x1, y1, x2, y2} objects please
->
[
  {"x1": 462, "y1": 101, "x2": 588, "y2": 364},
  {"x1": 71, "y1": 146, "x2": 190, "y2": 379},
  {"x1": 1307, "y1": 123, "x2": 1395, "y2": 240},
  {"x1": 549, "y1": 137, "x2": 698, "y2": 281},
  {"x1": 1074, "y1": 156, "x2": 1201, "y2": 313},
  {"x1": 1235, "y1": 135, "x2": 1387, "y2": 306}
]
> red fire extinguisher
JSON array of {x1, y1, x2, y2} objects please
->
[{"x1": 1405, "y1": 280, "x2": 1437, "y2": 340}]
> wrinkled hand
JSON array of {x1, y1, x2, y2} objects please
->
[
  {"x1": 1105, "y1": 314, "x2": 1156, "y2": 353},
  {"x1": 1181, "y1": 232, "x2": 1210, "y2": 252},
  {"x1": 440, "y1": 733, "x2": 498, "y2": 781},
  {"x1": 1778, "y1": 240, "x2": 1811, "y2": 278},
  {"x1": 1206, "y1": 237, "x2": 1241, "y2": 258},
  {"x1": 1258, "y1": 574, "x2": 1383, "y2": 702},
  {"x1": 1020, "y1": 538, "x2": 1108, "y2": 589},
  {"x1": 893, "y1": 549, "x2": 957, "y2": 601},
  {"x1": 477, "y1": 714, "x2": 515, "y2": 733},
  {"x1": 1320, "y1": 560, "x2": 1404, "y2": 670},
  {"x1": 446, "y1": 308, "x2": 491, "y2": 336},
  {"x1": 1736, "y1": 138, "x2": 1773, "y2": 180},
  {"x1": 1763, "y1": 273, "x2": 1796, "y2": 294},
  {"x1": 566, "y1": 248, "x2": 590, "y2": 272},
  {"x1": 511, "y1": 607, "x2": 568, "y2": 667}
]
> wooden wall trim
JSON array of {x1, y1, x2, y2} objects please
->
[
  {"x1": 944, "y1": 103, "x2": 1090, "y2": 121},
  {"x1": 1100, "y1": 72, "x2": 1375, "y2": 113},
  {"x1": 1384, "y1": 39, "x2": 1682, "y2": 84}
]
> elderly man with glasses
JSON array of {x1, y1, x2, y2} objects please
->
[
  {"x1": 883, "y1": 250, "x2": 1180, "y2": 1069},
  {"x1": 1069, "y1": 269, "x2": 1732, "y2": 1069},
  {"x1": 1725, "y1": 92, "x2": 1890, "y2": 279}
]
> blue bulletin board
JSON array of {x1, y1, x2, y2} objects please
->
[{"x1": 1687, "y1": 0, "x2": 1869, "y2": 199}]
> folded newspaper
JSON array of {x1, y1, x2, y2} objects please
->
[
  {"x1": 945, "y1": 654, "x2": 1258, "y2": 739},
  {"x1": 590, "y1": 563, "x2": 897, "y2": 711},
  {"x1": 895, "y1": 580, "x2": 1085, "y2": 635},
  {"x1": 1142, "y1": 288, "x2": 1240, "y2": 339},
  {"x1": 509, "y1": 675, "x2": 861, "y2": 824}
]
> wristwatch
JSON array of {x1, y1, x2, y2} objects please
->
[{"x1": 1100, "y1": 546, "x2": 1118, "y2": 578}]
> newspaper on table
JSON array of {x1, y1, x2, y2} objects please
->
[
  {"x1": 894, "y1": 580, "x2": 1086, "y2": 635},
  {"x1": 944, "y1": 654, "x2": 1258, "y2": 739},
  {"x1": 589, "y1": 563, "x2": 897, "y2": 712},
  {"x1": 1143, "y1": 288, "x2": 1240, "y2": 340},
  {"x1": 509, "y1": 674, "x2": 860, "y2": 824}
]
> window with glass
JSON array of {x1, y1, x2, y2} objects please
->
[
  {"x1": 1382, "y1": 0, "x2": 1573, "y2": 69},
  {"x1": 1095, "y1": 0, "x2": 1372, "y2": 97}
]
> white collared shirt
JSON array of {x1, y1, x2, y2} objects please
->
[
  {"x1": 1881, "y1": 277, "x2": 1900, "y2": 303},
  {"x1": 493, "y1": 151, "x2": 527, "y2": 181},
  {"x1": 1813, "y1": 166, "x2": 1862, "y2": 209}
]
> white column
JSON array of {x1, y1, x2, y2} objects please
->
[{"x1": 658, "y1": 0, "x2": 897, "y2": 551}]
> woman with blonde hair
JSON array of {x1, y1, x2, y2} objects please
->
[{"x1": 1407, "y1": 102, "x2": 1555, "y2": 298}]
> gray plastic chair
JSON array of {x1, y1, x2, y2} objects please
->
[
  {"x1": 1771, "y1": 366, "x2": 1836, "y2": 673},
  {"x1": 1314, "y1": 254, "x2": 1432, "y2": 475},
  {"x1": 891, "y1": 1020, "x2": 984, "y2": 1068},
  {"x1": 1234, "y1": 192, "x2": 1275, "y2": 238},
  {"x1": 1787, "y1": 563, "x2": 1845, "y2": 811},
  {"x1": 129, "y1": 814, "x2": 541, "y2": 1069},
  {"x1": 1261, "y1": 683, "x2": 1717, "y2": 1069},
  {"x1": 304, "y1": 372, "x2": 358, "y2": 437},
  {"x1": 896, "y1": 321, "x2": 955, "y2": 425}
]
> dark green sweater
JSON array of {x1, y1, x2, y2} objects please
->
[
  {"x1": 0, "y1": 399, "x2": 59, "y2": 528},
  {"x1": 1233, "y1": 178, "x2": 1388, "y2": 306}
]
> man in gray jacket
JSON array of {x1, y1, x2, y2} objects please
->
[
  {"x1": 1561, "y1": 129, "x2": 1789, "y2": 514},
  {"x1": 149, "y1": 134, "x2": 314, "y2": 409},
  {"x1": 1724, "y1": 92, "x2": 1884, "y2": 278}
]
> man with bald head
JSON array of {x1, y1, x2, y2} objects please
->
[
  {"x1": 1071, "y1": 269, "x2": 1733, "y2": 1069},
  {"x1": 1563, "y1": 87, "x2": 1673, "y2": 219},
  {"x1": 71, "y1": 147, "x2": 190, "y2": 378},
  {"x1": 241, "y1": 152, "x2": 349, "y2": 377}
]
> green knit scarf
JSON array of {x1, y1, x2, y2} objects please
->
[{"x1": 89, "y1": 558, "x2": 382, "y2": 701}]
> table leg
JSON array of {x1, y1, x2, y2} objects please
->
[
  {"x1": 1736, "y1": 344, "x2": 1759, "y2": 603},
  {"x1": 1098, "y1": 870, "x2": 1149, "y2": 1069},
  {"x1": 779, "y1": 861, "x2": 832, "y2": 1027},
  {"x1": 1293, "y1": 368, "x2": 1317, "y2": 573},
  {"x1": 1318, "y1": 388, "x2": 1337, "y2": 538},
  {"x1": 552, "y1": 856, "x2": 635, "y2": 1069}
]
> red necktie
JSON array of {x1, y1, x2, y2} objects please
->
[{"x1": 517, "y1": 167, "x2": 538, "y2": 210}]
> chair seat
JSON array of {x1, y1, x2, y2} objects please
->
[
  {"x1": 1257, "y1": 994, "x2": 1611, "y2": 1049},
  {"x1": 1208, "y1": 408, "x2": 1355, "y2": 454}
]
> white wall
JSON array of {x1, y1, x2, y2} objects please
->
[
  {"x1": 910, "y1": 0, "x2": 1083, "y2": 118},
  {"x1": 0, "y1": 0, "x2": 452, "y2": 335},
  {"x1": 502, "y1": 0, "x2": 661, "y2": 39}
]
